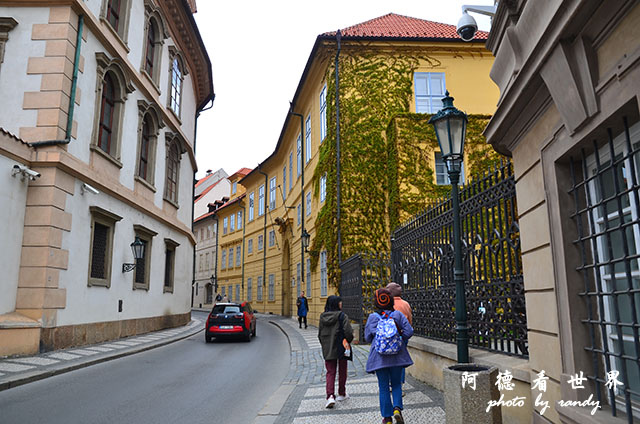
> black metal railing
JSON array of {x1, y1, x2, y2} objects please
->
[{"x1": 569, "y1": 117, "x2": 640, "y2": 423}]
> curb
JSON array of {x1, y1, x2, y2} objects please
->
[{"x1": 0, "y1": 322, "x2": 203, "y2": 392}]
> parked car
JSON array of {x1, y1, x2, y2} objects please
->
[{"x1": 205, "y1": 302, "x2": 256, "y2": 343}]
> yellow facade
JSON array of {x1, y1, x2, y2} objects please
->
[{"x1": 212, "y1": 24, "x2": 498, "y2": 325}]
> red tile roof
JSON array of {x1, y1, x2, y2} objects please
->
[
  {"x1": 194, "y1": 177, "x2": 224, "y2": 203},
  {"x1": 324, "y1": 13, "x2": 488, "y2": 40},
  {"x1": 195, "y1": 173, "x2": 214, "y2": 188},
  {"x1": 230, "y1": 167, "x2": 252, "y2": 180}
]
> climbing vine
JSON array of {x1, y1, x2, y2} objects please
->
[{"x1": 310, "y1": 42, "x2": 504, "y2": 287}]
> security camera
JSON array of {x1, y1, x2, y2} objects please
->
[
  {"x1": 457, "y1": 11, "x2": 478, "y2": 42},
  {"x1": 12, "y1": 164, "x2": 40, "y2": 181},
  {"x1": 81, "y1": 182, "x2": 100, "y2": 195}
]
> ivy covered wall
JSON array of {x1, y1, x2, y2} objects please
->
[{"x1": 311, "y1": 43, "x2": 504, "y2": 287}]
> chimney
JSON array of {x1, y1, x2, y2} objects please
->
[{"x1": 206, "y1": 169, "x2": 212, "y2": 176}]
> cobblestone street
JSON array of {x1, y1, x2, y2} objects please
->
[{"x1": 263, "y1": 316, "x2": 445, "y2": 424}]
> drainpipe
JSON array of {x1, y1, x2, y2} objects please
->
[
  {"x1": 258, "y1": 166, "x2": 268, "y2": 312},
  {"x1": 239, "y1": 203, "x2": 246, "y2": 298},
  {"x1": 213, "y1": 214, "x2": 219, "y2": 296},
  {"x1": 335, "y1": 29, "x2": 342, "y2": 265},
  {"x1": 289, "y1": 105, "x2": 306, "y2": 302},
  {"x1": 29, "y1": 14, "x2": 84, "y2": 147}
]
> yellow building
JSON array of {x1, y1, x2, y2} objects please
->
[{"x1": 210, "y1": 13, "x2": 498, "y2": 324}]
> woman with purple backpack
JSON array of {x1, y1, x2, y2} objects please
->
[{"x1": 364, "y1": 288, "x2": 414, "y2": 424}]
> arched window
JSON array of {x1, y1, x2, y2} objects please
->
[
  {"x1": 99, "y1": 73, "x2": 116, "y2": 155},
  {"x1": 170, "y1": 57, "x2": 183, "y2": 116},
  {"x1": 139, "y1": 117, "x2": 151, "y2": 180},
  {"x1": 165, "y1": 141, "x2": 180, "y2": 203},
  {"x1": 144, "y1": 23, "x2": 155, "y2": 76}
]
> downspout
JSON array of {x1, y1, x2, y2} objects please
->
[
  {"x1": 239, "y1": 203, "x2": 246, "y2": 298},
  {"x1": 213, "y1": 214, "x2": 219, "y2": 296},
  {"x1": 258, "y1": 166, "x2": 268, "y2": 312},
  {"x1": 29, "y1": 14, "x2": 84, "y2": 147},
  {"x1": 289, "y1": 106, "x2": 305, "y2": 303},
  {"x1": 335, "y1": 29, "x2": 342, "y2": 265}
]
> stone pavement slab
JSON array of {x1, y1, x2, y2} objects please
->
[{"x1": 261, "y1": 315, "x2": 445, "y2": 424}]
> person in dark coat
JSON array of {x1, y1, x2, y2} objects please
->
[
  {"x1": 318, "y1": 295, "x2": 354, "y2": 409},
  {"x1": 296, "y1": 291, "x2": 309, "y2": 329},
  {"x1": 365, "y1": 288, "x2": 414, "y2": 424}
]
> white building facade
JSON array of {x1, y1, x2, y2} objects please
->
[{"x1": 0, "y1": 0, "x2": 213, "y2": 356}]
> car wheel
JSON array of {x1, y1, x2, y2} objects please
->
[
  {"x1": 252, "y1": 325, "x2": 256, "y2": 337},
  {"x1": 244, "y1": 330, "x2": 251, "y2": 342},
  {"x1": 205, "y1": 334, "x2": 212, "y2": 343}
]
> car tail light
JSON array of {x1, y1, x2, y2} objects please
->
[{"x1": 209, "y1": 314, "x2": 218, "y2": 320}]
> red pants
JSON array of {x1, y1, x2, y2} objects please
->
[{"x1": 325, "y1": 359, "x2": 348, "y2": 399}]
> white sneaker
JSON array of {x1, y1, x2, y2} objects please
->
[
  {"x1": 336, "y1": 394, "x2": 350, "y2": 401},
  {"x1": 325, "y1": 395, "x2": 336, "y2": 409}
]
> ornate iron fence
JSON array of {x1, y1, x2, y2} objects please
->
[{"x1": 340, "y1": 161, "x2": 528, "y2": 357}]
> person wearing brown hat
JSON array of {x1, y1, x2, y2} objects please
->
[
  {"x1": 386, "y1": 282, "x2": 413, "y2": 393},
  {"x1": 364, "y1": 288, "x2": 414, "y2": 424}
]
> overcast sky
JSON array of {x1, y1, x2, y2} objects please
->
[{"x1": 193, "y1": 0, "x2": 494, "y2": 179}]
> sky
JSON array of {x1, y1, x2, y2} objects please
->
[{"x1": 192, "y1": 0, "x2": 494, "y2": 179}]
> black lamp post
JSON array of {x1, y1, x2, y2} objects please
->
[
  {"x1": 210, "y1": 274, "x2": 218, "y2": 293},
  {"x1": 122, "y1": 237, "x2": 145, "y2": 273},
  {"x1": 301, "y1": 229, "x2": 311, "y2": 253},
  {"x1": 429, "y1": 91, "x2": 469, "y2": 363}
]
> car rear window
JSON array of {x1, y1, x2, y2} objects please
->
[{"x1": 211, "y1": 305, "x2": 241, "y2": 314}]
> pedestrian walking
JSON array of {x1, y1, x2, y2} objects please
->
[
  {"x1": 365, "y1": 288, "x2": 414, "y2": 424},
  {"x1": 318, "y1": 295, "x2": 354, "y2": 409},
  {"x1": 386, "y1": 282, "x2": 412, "y2": 390},
  {"x1": 297, "y1": 291, "x2": 309, "y2": 329},
  {"x1": 222, "y1": 294, "x2": 229, "y2": 303}
]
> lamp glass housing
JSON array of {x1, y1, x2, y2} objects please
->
[
  {"x1": 429, "y1": 91, "x2": 468, "y2": 162},
  {"x1": 301, "y1": 230, "x2": 310, "y2": 250},
  {"x1": 130, "y1": 237, "x2": 145, "y2": 260}
]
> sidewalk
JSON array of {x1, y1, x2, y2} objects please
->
[
  {"x1": 0, "y1": 317, "x2": 203, "y2": 391},
  {"x1": 259, "y1": 316, "x2": 445, "y2": 424}
]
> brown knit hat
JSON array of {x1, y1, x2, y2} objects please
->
[
  {"x1": 386, "y1": 282, "x2": 402, "y2": 297},
  {"x1": 374, "y1": 288, "x2": 394, "y2": 310}
]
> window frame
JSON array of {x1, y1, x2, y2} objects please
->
[
  {"x1": 414, "y1": 72, "x2": 446, "y2": 114},
  {"x1": 101, "y1": 0, "x2": 132, "y2": 45},
  {"x1": 133, "y1": 224, "x2": 157, "y2": 291},
  {"x1": 306, "y1": 258, "x2": 311, "y2": 297},
  {"x1": 305, "y1": 115, "x2": 312, "y2": 164},
  {"x1": 258, "y1": 184, "x2": 265, "y2": 216},
  {"x1": 221, "y1": 249, "x2": 226, "y2": 270},
  {"x1": 135, "y1": 101, "x2": 163, "y2": 189},
  {"x1": 247, "y1": 277, "x2": 253, "y2": 301},
  {"x1": 163, "y1": 134, "x2": 183, "y2": 206},
  {"x1": 320, "y1": 173, "x2": 327, "y2": 202},
  {"x1": 167, "y1": 47, "x2": 188, "y2": 120},
  {"x1": 257, "y1": 276, "x2": 263, "y2": 301},
  {"x1": 247, "y1": 238, "x2": 253, "y2": 254},
  {"x1": 269, "y1": 230, "x2": 275, "y2": 247},
  {"x1": 223, "y1": 217, "x2": 228, "y2": 235},
  {"x1": 297, "y1": 134, "x2": 302, "y2": 177},
  {"x1": 163, "y1": 239, "x2": 179, "y2": 293},
  {"x1": 320, "y1": 84, "x2": 327, "y2": 142},
  {"x1": 320, "y1": 250, "x2": 328, "y2": 297},
  {"x1": 268, "y1": 274, "x2": 275, "y2": 301},
  {"x1": 258, "y1": 235, "x2": 264, "y2": 251},
  {"x1": 235, "y1": 245, "x2": 241, "y2": 267},
  {"x1": 248, "y1": 192, "x2": 254, "y2": 221},
  {"x1": 88, "y1": 206, "x2": 122, "y2": 288},
  {"x1": 306, "y1": 192, "x2": 312, "y2": 216},
  {"x1": 269, "y1": 176, "x2": 277, "y2": 210}
]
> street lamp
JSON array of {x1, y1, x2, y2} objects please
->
[
  {"x1": 210, "y1": 274, "x2": 218, "y2": 293},
  {"x1": 122, "y1": 237, "x2": 145, "y2": 273},
  {"x1": 301, "y1": 229, "x2": 311, "y2": 253},
  {"x1": 429, "y1": 91, "x2": 469, "y2": 363}
]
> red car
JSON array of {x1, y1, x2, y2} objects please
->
[{"x1": 205, "y1": 302, "x2": 256, "y2": 342}]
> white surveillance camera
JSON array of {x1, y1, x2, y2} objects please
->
[
  {"x1": 81, "y1": 182, "x2": 100, "y2": 195},
  {"x1": 457, "y1": 11, "x2": 478, "y2": 42},
  {"x1": 12, "y1": 164, "x2": 40, "y2": 181}
]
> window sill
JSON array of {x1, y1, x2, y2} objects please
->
[
  {"x1": 91, "y1": 145, "x2": 123, "y2": 169},
  {"x1": 133, "y1": 283, "x2": 149, "y2": 291},
  {"x1": 168, "y1": 106, "x2": 182, "y2": 125},
  {"x1": 100, "y1": 17, "x2": 130, "y2": 53},
  {"x1": 135, "y1": 175, "x2": 156, "y2": 192},
  {"x1": 163, "y1": 197, "x2": 180, "y2": 210},
  {"x1": 163, "y1": 286, "x2": 174, "y2": 294},
  {"x1": 88, "y1": 278, "x2": 110, "y2": 288},
  {"x1": 140, "y1": 69, "x2": 161, "y2": 95}
]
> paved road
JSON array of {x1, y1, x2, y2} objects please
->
[{"x1": 0, "y1": 311, "x2": 290, "y2": 424}]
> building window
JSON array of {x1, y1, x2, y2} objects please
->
[
  {"x1": 232, "y1": 181, "x2": 237, "y2": 194},
  {"x1": 133, "y1": 225, "x2": 156, "y2": 291},
  {"x1": 223, "y1": 217, "x2": 228, "y2": 235},
  {"x1": 164, "y1": 138, "x2": 181, "y2": 204},
  {"x1": 269, "y1": 177, "x2": 277, "y2": 210},
  {"x1": 168, "y1": 48, "x2": 187, "y2": 118},
  {"x1": 297, "y1": 204, "x2": 301, "y2": 226},
  {"x1": 236, "y1": 284, "x2": 240, "y2": 302},
  {"x1": 249, "y1": 192, "x2": 254, "y2": 221},
  {"x1": 320, "y1": 84, "x2": 327, "y2": 142},
  {"x1": 297, "y1": 134, "x2": 302, "y2": 177},
  {"x1": 258, "y1": 184, "x2": 265, "y2": 216},
  {"x1": 435, "y1": 152, "x2": 464, "y2": 185},
  {"x1": 141, "y1": 7, "x2": 166, "y2": 84},
  {"x1": 206, "y1": 284, "x2": 212, "y2": 304},
  {"x1": 415, "y1": 72, "x2": 446, "y2": 113},
  {"x1": 569, "y1": 119, "x2": 640, "y2": 417},
  {"x1": 269, "y1": 230, "x2": 275, "y2": 247},
  {"x1": 102, "y1": 0, "x2": 132, "y2": 41},
  {"x1": 305, "y1": 115, "x2": 311, "y2": 163},
  {"x1": 320, "y1": 173, "x2": 326, "y2": 202},
  {"x1": 205, "y1": 253, "x2": 209, "y2": 271},
  {"x1": 268, "y1": 274, "x2": 275, "y2": 301},
  {"x1": 221, "y1": 286, "x2": 225, "y2": 297},
  {"x1": 247, "y1": 277, "x2": 252, "y2": 301},
  {"x1": 228, "y1": 286, "x2": 232, "y2": 302},
  {"x1": 230, "y1": 213, "x2": 235, "y2": 232},
  {"x1": 258, "y1": 235, "x2": 263, "y2": 251},
  {"x1": 221, "y1": 249, "x2": 226, "y2": 270},
  {"x1": 198, "y1": 253, "x2": 203, "y2": 272},
  {"x1": 88, "y1": 207, "x2": 122, "y2": 287},
  {"x1": 306, "y1": 192, "x2": 312, "y2": 216},
  {"x1": 306, "y1": 258, "x2": 311, "y2": 296},
  {"x1": 296, "y1": 262, "x2": 301, "y2": 298},
  {"x1": 289, "y1": 152, "x2": 293, "y2": 192},
  {"x1": 247, "y1": 238, "x2": 253, "y2": 254},
  {"x1": 228, "y1": 247, "x2": 233, "y2": 269},
  {"x1": 136, "y1": 104, "x2": 161, "y2": 186},
  {"x1": 237, "y1": 211, "x2": 242, "y2": 230},
  {"x1": 236, "y1": 246, "x2": 241, "y2": 266},
  {"x1": 320, "y1": 250, "x2": 327, "y2": 297},
  {"x1": 282, "y1": 166, "x2": 287, "y2": 201},
  {"x1": 257, "y1": 276, "x2": 263, "y2": 301},
  {"x1": 164, "y1": 239, "x2": 178, "y2": 293},
  {"x1": 98, "y1": 73, "x2": 117, "y2": 156}
]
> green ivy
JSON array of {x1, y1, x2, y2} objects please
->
[{"x1": 310, "y1": 44, "x2": 504, "y2": 287}]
